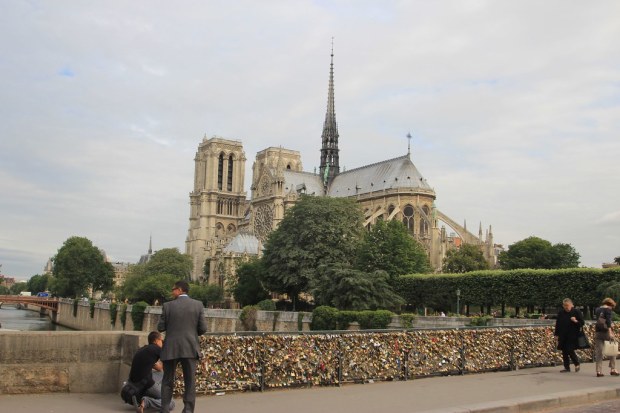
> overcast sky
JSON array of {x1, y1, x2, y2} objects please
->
[{"x1": 1, "y1": 1, "x2": 619, "y2": 280}]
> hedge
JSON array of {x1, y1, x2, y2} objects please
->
[{"x1": 396, "y1": 267, "x2": 620, "y2": 314}]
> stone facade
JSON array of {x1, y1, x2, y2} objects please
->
[{"x1": 186, "y1": 53, "x2": 500, "y2": 284}]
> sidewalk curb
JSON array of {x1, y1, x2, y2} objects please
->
[{"x1": 418, "y1": 386, "x2": 620, "y2": 413}]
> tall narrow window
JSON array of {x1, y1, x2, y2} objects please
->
[
  {"x1": 420, "y1": 205, "x2": 430, "y2": 236},
  {"x1": 402, "y1": 205, "x2": 414, "y2": 232},
  {"x1": 217, "y1": 154, "x2": 224, "y2": 190},
  {"x1": 227, "y1": 155, "x2": 234, "y2": 191}
]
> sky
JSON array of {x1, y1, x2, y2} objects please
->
[{"x1": 1, "y1": 1, "x2": 619, "y2": 280}]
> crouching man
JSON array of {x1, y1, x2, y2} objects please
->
[{"x1": 126, "y1": 331, "x2": 176, "y2": 413}]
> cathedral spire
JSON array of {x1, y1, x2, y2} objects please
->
[
  {"x1": 319, "y1": 39, "x2": 340, "y2": 186},
  {"x1": 148, "y1": 235, "x2": 152, "y2": 255}
]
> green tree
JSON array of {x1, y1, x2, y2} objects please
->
[
  {"x1": 357, "y1": 219, "x2": 430, "y2": 280},
  {"x1": 0, "y1": 285, "x2": 10, "y2": 295},
  {"x1": 232, "y1": 259, "x2": 270, "y2": 307},
  {"x1": 312, "y1": 264, "x2": 404, "y2": 310},
  {"x1": 260, "y1": 196, "x2": 365, "y2": 309},
  {"x1": 498, "y1": 236, "x2": 580, "y2": 270},
  {"x1": 50, "y1": 236, "x2": 114, "y2": 298},
  {"x1": 190, "y1": 283, "x2": 224, "y2": 306},
  {"x1": 27, "y1": 274, "x2": 51, "y2": 294},
  {"x1": 442, "y1": 244, "x2": 490, "y2": 273},
  {"x1": 143, "y1": 248, "x2": 193, "y2": 280},
  {"x1": 9, "y1": 282, "x2": 28, "y2": 295},
  {"x1": 119, "y1": 248, "x2": 194, "y2": 304}
]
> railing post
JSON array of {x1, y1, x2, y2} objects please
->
[{"x1": 403, "y1": 350, "x2": 409, "y2": 381}]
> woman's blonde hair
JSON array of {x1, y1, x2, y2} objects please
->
[{"x1": 602, "y1": 297, "x2": 616, "y2": 308}]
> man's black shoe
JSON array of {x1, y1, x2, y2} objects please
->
[{"x1": 560, "y1": 369, "x2": 570, "y2": 373}]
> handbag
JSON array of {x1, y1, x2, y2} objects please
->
[
  {"x1": 603, "y1": 340, "x2": 618, "y2": 358},
  {"x1": 576, "y1": 328, "x2": 590, "y2": 349},
  {"x1": 596, "y1": 311, "x2": 609, "y2": 332}
]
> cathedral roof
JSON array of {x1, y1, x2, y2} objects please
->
[
  {"x1": 222, "y1": 232, "x2": 260, "y2": 255},
  {"x1": 282, "y1": 170, "x2": 324, "y2": 195},
  {"x1": 328, "y1": 154, "x2": 433, "y2": 197}
]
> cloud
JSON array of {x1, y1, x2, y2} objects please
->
[{"x1": 1, "y1": 0, "x2": 619, "y2": 276}]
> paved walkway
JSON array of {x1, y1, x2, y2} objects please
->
[{"x1": 2, "y1": 363, "x2": 620, "y2": 413}]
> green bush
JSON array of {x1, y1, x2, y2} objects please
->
[
  {"x1": 131, "y1": 301, "x2": 148, "y2": 331},
  {"x1": 469, "y1": 315, "x2": 492, "y2": 326},
  {"x1": 109, "y1": 302, "x2": 118, "y2": 326},
  {"x1": 297, "y1": 312, "x2": 304, "y2": 331},
  {"x1": 400, "y1": 313, "x2": 416, "y2": 329},
  {"x1": 358, "y1": 310, "x2": 394, "y2": 329},
  {"x1": 89, "y1": 300, "x2": 96, "y2": 318},
  {"x1": 239, "y1": 305, "x2": 258, "y2": 331},
  {"x1": 311, "y1": 306, "x2": 339, "y2": 330},
  {"x1": 256, "y1": 299, "x2": 276, "y2": 311},
  {"x1": 120, "y1": 303, "x2": 128, "y2": 329},
  {"x1": 337, "y1": 310, "x2": 359, "y2": 330}
]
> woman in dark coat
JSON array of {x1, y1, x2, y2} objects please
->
[{"x1": 554, "y1": 298, "x2": 585, "y2": 372}]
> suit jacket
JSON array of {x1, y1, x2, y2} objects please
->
[{"x1": 157, "y1": 295, "x2": 207, "y2": 361}]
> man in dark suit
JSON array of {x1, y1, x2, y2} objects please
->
[{"x1": 158, "y1": 280, "x2": 207, "y2": 413}]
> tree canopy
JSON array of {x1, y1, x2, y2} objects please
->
[
  {"x1": 311, "y1": 264, "x2": 404, "y2": 310},
  {"x1": 50, "y1": 236, "x2": 114, "y2": 298},
  {"x1": 119, "y1": 248, "x2": 193, "y2": 304},
  {"x1": 27, "y1": 274, "x2": 51, "y2": 294},
  {"x1": 232, "y1": 259, "x2": 270, "y2": 307},
  {"x1": 498, "y1": 236, "x2": 580, "y2": 270},
  {"x1": 357, "y1": 219, "x2": 430, "y2": 280},
  {"x1": 260, "y1": 195, "x2": 365, "y2": 308},
  {"x1": 442, "y1": 243, "x2": 490, "y2": 273}
]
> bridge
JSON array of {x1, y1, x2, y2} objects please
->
[{"x1": 0, "y1": 295, "x2": 59, "y2": 312}]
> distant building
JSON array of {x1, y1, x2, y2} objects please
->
[
  {"x1": 138, "y1": 236, "x2": 155, "y2": 265},
  {"x1": 186, "y1": 48, "x2": 500, "y2": 288}
]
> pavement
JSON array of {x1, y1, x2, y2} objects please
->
[{"x1": 2, "y1": 363, "x2": 620, "y2": 413}]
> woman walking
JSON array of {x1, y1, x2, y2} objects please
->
[
  {"x1": 554, "y1": 298, "x2": 584, "y2": 372},
  {"x1": 594, "y1": 297, "x2": 618, "y2": 377}
]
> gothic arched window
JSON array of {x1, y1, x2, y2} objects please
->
[
  {"x1": 402, "y1": 205, "x2": 414, "y2": 232},
  {"x1": 420, "y1": 205, "x2": 430, "y2": 236},
  {"x1": 217, "y1": 153, "x2": 224, "y2": 190},
  {"x1": 227, "y1": 154, "x2": 234, "y2": 191}
]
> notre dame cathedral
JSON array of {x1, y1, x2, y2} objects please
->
[{"x1": 185, "y1": 50, "x2": 499, "y2": 287}]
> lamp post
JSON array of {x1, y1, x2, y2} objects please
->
[{"x1": 456, "y1": 289, "x2": 461, "y2": 315}]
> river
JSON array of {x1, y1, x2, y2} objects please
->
[{"x1": 0, "y1": 306, "x2": 72, "y2": 331}]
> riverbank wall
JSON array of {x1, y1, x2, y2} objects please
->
[
  {"x1": 0, "y1": 324, "x2": 600, "y2": 395},
  {"x1": 0, "y1": 330, "x2": 144, "y2": 394},
  {"x1": 53, "y1": 299, "x2": 554, "y2": 333}
]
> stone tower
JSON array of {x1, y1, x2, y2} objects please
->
[{"x1": 185, "y1": 136, "x2": 247, "y2": 281}]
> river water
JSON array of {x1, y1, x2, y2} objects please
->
[{"x1": 0, "y1": 306, "x2": 72, "y2": 331}]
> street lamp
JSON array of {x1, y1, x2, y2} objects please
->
[{"x1": 456, "y1": 289, "x2": 461, "y2": 315}]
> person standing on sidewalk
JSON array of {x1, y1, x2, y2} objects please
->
[
  {"x1": 158, "y1": 280, "x2": 208, "y2": 413},
  {"x1": 554, "y1": 298, "x2": 584, "y2": 373},
  {"x1": 594, "y1": 297, "x2": 619, "y2": 377}
]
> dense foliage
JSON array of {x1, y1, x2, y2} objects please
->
[
  {"x1": 232, "y1": 259, "x2": 270, "y2": 306},
  {"x1": 26, "y1": 274, "x2": 51, "y2": 294},
  {"x1": 396, "y1": 268, "x2": 620, "y2": 314},
  {"x1": 311, "y1": 264, "x2": 404, "y2": 310},
  {"x1": 50, "y1": 236, "x2": 114, "y2": 298},
  {"x1": 357, "y1": 219, "x2": 430, "y2": 279},
  {"x1": 442, "y1": 244, "x2": 489, "y2": 273},
  {"x1": 260, "y1": 196, "x2": 364, "y2": 309},
  {"x1": 498, "y1": 236, "x2": 580, "y2": 269},
  {"x1": 118, "y1": 248, "x2": 193, "y2": 304},
  {"x1": 310, "y1": 306, "x2": 394, "y2": 330},
  {"x1": 189, "y1": 283, "x2": 224, "y2": 307}
]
